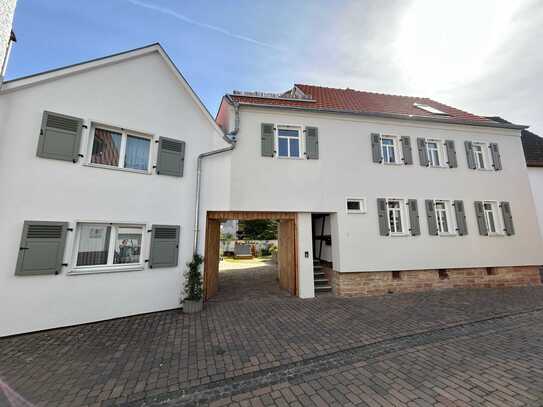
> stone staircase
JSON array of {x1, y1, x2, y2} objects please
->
[{"x1": 313, "y1": 259, "x2": 332, "y2": 293}]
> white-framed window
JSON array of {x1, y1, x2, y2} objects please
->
[
  {"x1": 426, "y1": 139, "x2": 447, "y2": 167},
  {"x1": 276, "y1": 126, "x2": 302, "y2": 158},
  {"x1": 434, "y1": 200, "x2": 455, "y2": 235},
  {"x1": 71, "y1": 222, "x2": 145, "y2": 274},
  {"x1": 346, "y1": 197, "x2": 367, "y2": 214},
  {"x1": 381, "y1": 135, "x2": 401, "y2": 164},
  {"x1": 89, "y1": 123, "x2": 153, "y2": 172},
  {"x1": 387, "y1": 198, "x2": 407, "y2": 235},
  {"x1": 483, "y1": 201, "x2": 503, "y2": 235},
  {"x1": 473, "y1": 142, "x2": 490, "y2": 170}
]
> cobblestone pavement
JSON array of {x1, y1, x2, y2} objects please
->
[{"x1": 1, "y1": 281, "x2": 543, "y2": 406}]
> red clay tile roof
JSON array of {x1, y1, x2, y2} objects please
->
[{"x1": 229, "y1": 84, "x2": 493, "y2": 125}]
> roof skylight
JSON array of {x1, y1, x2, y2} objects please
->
[{"x1": 413, "y1": 103, "x2": 449, "y2": 115}]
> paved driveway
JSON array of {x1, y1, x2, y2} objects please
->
[{"x1": 1, "y1": 270, "x2": 543, "y2": 406}]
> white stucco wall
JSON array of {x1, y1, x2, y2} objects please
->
[
  {"x1": 225, "y1": 106, "x2": 543, "y2": 273},
  {"x1": 297, "y1": 213, "x2": 315, "y2": 298},
  {"x1": 0, "y1": 50, "x2": 229, "y2": 336},
  {"x1": 528, "y1": 167, "x2": 543, "y2": 246},
  {"x1": 0, "y1": 0, "x2": 16, "y2": 76}
]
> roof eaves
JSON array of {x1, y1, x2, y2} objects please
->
[{"x1": 235, "y1": 102, "x2": 528, "y2": 130}]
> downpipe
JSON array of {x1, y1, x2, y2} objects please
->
[{"x1": 192, "y1": 98, "x2": 239, "y2": 255}]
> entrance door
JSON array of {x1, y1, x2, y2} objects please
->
[{"x1": 203, "y1": 211, "x2": 297, "y2": 300}]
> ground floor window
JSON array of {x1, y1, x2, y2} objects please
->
[
  {"x1": 483, "y1": 201, "x2": 502, "y2": 235},
  {"x1": 73, "y1": 223, "x2": 144, "y2": 272},
  {"x1": 434, "y1": 200, "x2": 455, "y2": 235},
  {"x1": 387, "y1": 199, "x2": 405, "y2": 235}
]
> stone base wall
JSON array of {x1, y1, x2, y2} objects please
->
[{"x1": 331, "y1": 266, "x2": 542, "y2": 297}]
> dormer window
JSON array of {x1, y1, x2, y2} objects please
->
[{"x1": 413, "y1": 103, "x2": 448, "y2": 115}]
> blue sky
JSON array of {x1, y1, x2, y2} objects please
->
[{"x1": 7, "y1": 0, "x2": 543, "y2": 133}]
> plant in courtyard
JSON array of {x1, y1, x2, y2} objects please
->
[{"x1": 184, "y1": 254, "x2": 204, "y2": 301}]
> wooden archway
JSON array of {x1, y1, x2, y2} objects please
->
[{"x1": 203, "y1": 211, "x2": 298, "y2": 300}]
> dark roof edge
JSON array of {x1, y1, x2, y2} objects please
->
[
  {"x1": 235, "y1": 102, "x2": 528, "y2": 130},
  {"x1": 2, "y1": 42, "x2": 161, "y2": 85}
]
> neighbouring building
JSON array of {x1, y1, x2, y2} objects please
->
[
  {"x1": 0, "y1": 0, "x2": 17, "y2": 82},
  {"x1": 0, "y1": 44, "x2": 230, "y2": 336}
]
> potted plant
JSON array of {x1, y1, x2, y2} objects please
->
[{"x1": 183, "y1": 254, "x2": 204, "y2": 313}]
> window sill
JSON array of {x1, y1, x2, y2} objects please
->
[
  {"x1": 389, "y1": 233, "x2": 409, "y2": 237},
  {"x1": 438, "y1": 232, "x2": 457, "y2": 237},
  {"x1": 382, "y1": 161, "x2": 403, "y2": 166},
  {"x1": 428, "y1": 165, "x2": 450, "y2": 169},
  {"x1": 84, "y1": 163, "x2": 152, "y2": 175},
  {"x1": 68, "y1": 264, "x2": 145, "y2": 276},
  {"x1": 276, "y1": 156, "x2": 306, "y2": 160},
  {"x1": 347, "y1": 210, "x2": 366, "y2": 214}
]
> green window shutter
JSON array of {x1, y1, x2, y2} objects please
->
[
  {"x1": 465, "y1": 141, "x2": 476, "y2": 169},
  {"x1": 305, "y1": 126, "x2": 319, "y2": 159},
  {"x1": 445, "y1": 140, "x2": 457, "y2": 168},
  {"x1": 417, "y1": 138, "x2": 429, "y2": 166},
  {"x1": 401, "y1": 136, "x2": 413, "y2": 165},
  {"x1": 453, "y1": 200, "x2": 468, "y2": 236},
  {"x1": 474, "y1": 201, "x2": 488, "y2": 235},
  {"x1": 371, "y1": 133, "x2": 382, "y2": 163},
  {"x1": 149, "y1": 225, "x2": 180, "y2": 268},
  {"x1": 425, "y1": 200, "x2": 438, "y2": 235},
  {"x1": 490, "y1": 143, "x2": 502, "y2": 170},
  {"x1": 261, "y1": 123, "x2": 275, "y2": 157},
  {"x1": 37, "y1": 111, "x2": 83, "y2": 162},
  {"x1": 407, "y1": 199, "x2": 420, "y2": 236},
  {"x1": 156, "y1": 137, "x2": 185, "y2": 177},
  {"x1": 500, "y1": 201, "x2": 515, "y2": 235},
  {"x1": 15, "y1": 221, "x2": 68, "y2": 276},
  {"x1": 377, "y1": 198, "x2": 389, "y2": 236}
]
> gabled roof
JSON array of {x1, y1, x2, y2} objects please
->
[
  {"x1": 488, "y1": 117, "x2": 543, "y2": 167},
  {"x1": 228, "y1": 84, "x2": 526, "y2": 130},
  {"x1": 0, "y1": 43, "x2": 224, "y2": 136}
]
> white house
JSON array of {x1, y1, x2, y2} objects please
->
[
  {"x1": 0, "y1": 44, "x2": 230, "y2": 337},
  {"x1": 2, "y1": 44, "x2": 542, "y2": 337},
  {"x1": 214, "y1": 85, "x2": 543, "y2": 297}
]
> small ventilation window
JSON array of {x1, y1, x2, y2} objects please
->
[
  {"x1": 486, "y1": 267, "x2": 497, "y2": 276},
  {"x1": 438, "y1": 269, "x2": 449, "y2": 280},
  {"x1": 413, "y1": 103, "x2": 449, "y2": 116},
  {"x1": 392, "y1": 271, "x2": 401, "y2": 280},
  {"x1": 346, "y1": 198, "x2": 367, "y2": 214}
]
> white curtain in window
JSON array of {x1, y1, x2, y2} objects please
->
[{"x1": 125, "y1": 136, "x2": 150, "y2": 170}]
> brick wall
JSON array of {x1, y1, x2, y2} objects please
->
[{"x1": 330, "y1": 266, "x2": 542, "y2": 297}]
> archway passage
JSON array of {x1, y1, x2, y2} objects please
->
[{"x1": 203, "y1": 211, "x2": 298, "y2": 301}]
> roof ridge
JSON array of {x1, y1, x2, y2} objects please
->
[{"x1": 294, "y1": 83, "x2": 428, "y2": 100}]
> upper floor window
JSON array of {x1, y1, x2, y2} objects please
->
[
  {"x1": 473, "y1": 142, "x2": 489, "y2": 169},
  {"x1": 90, "y1": 124, "x2": 152, "y2": 172},
  {"x1": 426, "y1": 139, "x2": 447, "y2": 167},
  {"x1": 381, "y1": 136, "x2": 398, "y2": 164},
  {"x1": 466, "y1": 141, "x2": 501, "y2": 171},
  {"x1": 277, "y1": 127, "x2": 301, "y2": 158}
]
